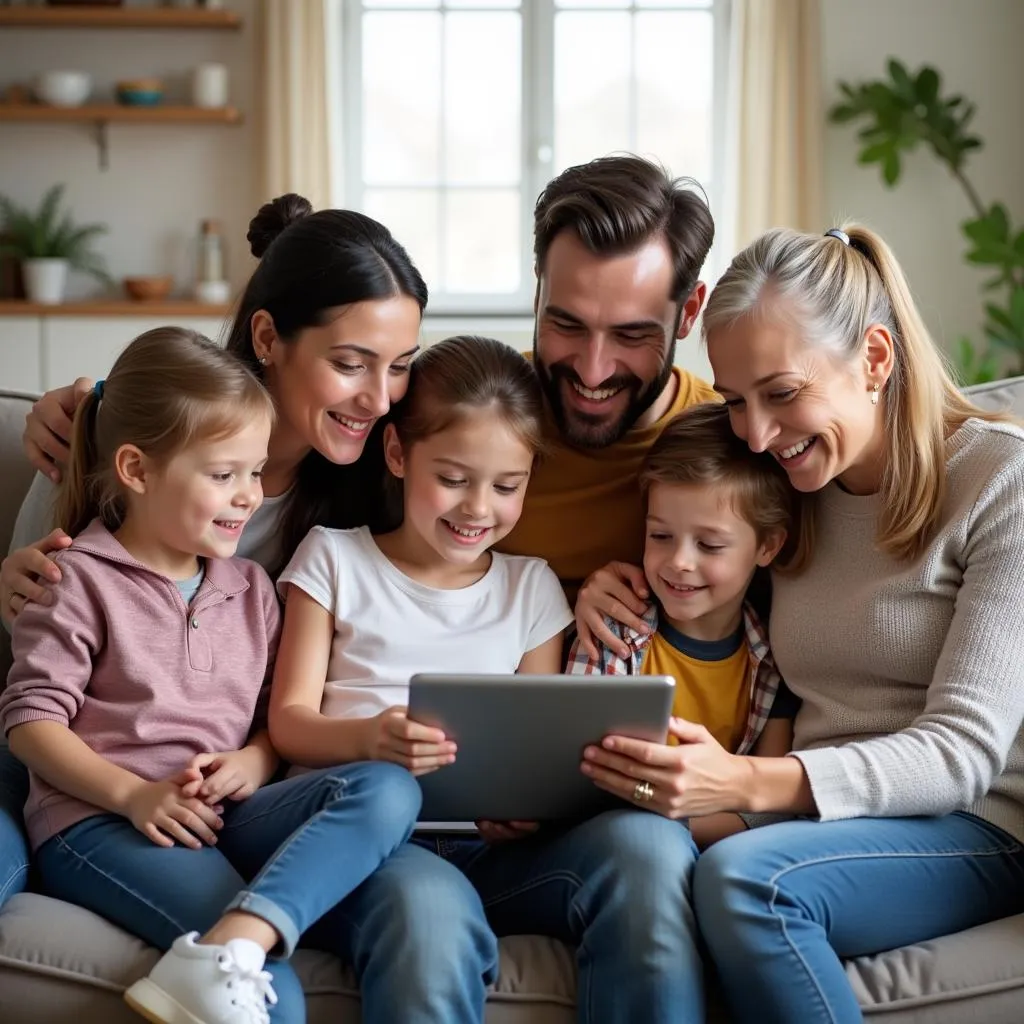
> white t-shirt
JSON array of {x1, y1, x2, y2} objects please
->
[{"x1": 276, "y1": 525, "x2": 573, "y2": 720}]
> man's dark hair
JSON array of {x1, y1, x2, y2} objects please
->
[{"x1": 533, "y1": 155, "x2": 715, "y2": 302}]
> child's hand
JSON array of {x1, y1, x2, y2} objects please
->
[
  {"x1": 476, "y1": 820, "x2": 540, "y2": 844},
  {"x1": 187, "y1": 748, "x2": 266, "y2": 805},
  {"x1": 365, "y1": 706, "x2": 457, "y2": 776},
  {"x1": 123, "y1": 777, "x2": 224, "y2": 849}
]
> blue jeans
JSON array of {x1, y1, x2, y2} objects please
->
[
  {"x1": 35, "y1": 763, "x2": 421, "y2": 1024},
  {"x1": 694, "y1": 813, "x2": 1024, "y2": 1024},
  {"x1": 0, "y1": 744, "x2": 30, "y2": 907},
  {"x1": 311, "y1": 809, "x2": 703, "y2": 1024}
]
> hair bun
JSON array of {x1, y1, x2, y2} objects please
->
[{"x1": 247, "y1": 193, "x2": 314, "y2": 258}]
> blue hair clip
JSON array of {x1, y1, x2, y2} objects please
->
[
  {"x1": 94, "y1": 379, "x2": 105, "y2": 400},
  {"x1": 824, "y1": 227, "x2": 850, "y2": 246}
]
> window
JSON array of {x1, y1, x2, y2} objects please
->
[{"x1": 339, "y1": 0, "x2": 726, "y2": 313}]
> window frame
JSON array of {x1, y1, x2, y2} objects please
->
[{"x1": 337, "y1": 0, "x2": 730, "y2": 316}]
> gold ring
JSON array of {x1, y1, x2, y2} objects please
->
[{"x1": 633, "y1": 781, "x2": 655, "y2": 803}]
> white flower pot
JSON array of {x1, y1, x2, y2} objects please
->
[{"x1": 23, "y1": 259, "x2": 69, "y2": 305}]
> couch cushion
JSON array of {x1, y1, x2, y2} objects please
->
[
  {"x1": 964, "y1": 374, "x2": 1024, "y2": 417},
  {"x1": 0, "y1": 892, "x2": 578, "y2": 1024},
  {"x1": 2, "y1": 892, "x2": 1023, "y2": 1023},
  {"x1": 0, "y1": 391, "x2": 39, "y2": 682}
]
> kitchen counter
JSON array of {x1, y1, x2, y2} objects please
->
[{"x1": 0, "y1": 300, "x2": 232, "y2": 317}]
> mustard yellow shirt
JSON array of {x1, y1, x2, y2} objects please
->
[
  {"x1": 499, "y1": 367, "x2": 718, "y2": 603},
  {"x1": 642, "y1": 620, "x2": 751, "y2": 754}
]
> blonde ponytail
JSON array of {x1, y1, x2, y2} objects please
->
[{"x1": 704, "y1": 223, "x2": 1014, "y2": 564}]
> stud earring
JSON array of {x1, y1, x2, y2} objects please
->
[
  {"x1": 258, "y1": 355, "x2": 268, "y2": 367},
  {"x1": 870, "y1": 383, "x2": 880, "y2": 406}
]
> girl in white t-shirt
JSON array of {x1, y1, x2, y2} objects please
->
[
  {"x1": 267, "y1": 335, "x2": 698, "y2": 1024},
  {"x1": 270, "y1": 335, "x2": 572, "y2": 770}
]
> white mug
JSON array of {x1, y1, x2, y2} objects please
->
[{"x1": 192, "y1": 63, "x2": 229, "y2": 109}]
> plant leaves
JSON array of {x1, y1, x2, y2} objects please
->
[
  {"x1": 915, "y1": 67, "x2": 940, "y2": 105},
  {"x1": 985, "y1": 303, "x2": 1016, "y2": 335},
  {"x1": 882, "y1": 150, "x2": 901, "y2": 185},
  {"x1": 888, "y1": 59, "x2": 915, "y2": 100}
]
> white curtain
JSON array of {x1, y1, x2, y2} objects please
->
[
  {"x1": 259, "y1": 0, "x2": 335, "y2": 210},
  {"x1": 721, "y1": 0, "x2": 825, "y2": 252}
]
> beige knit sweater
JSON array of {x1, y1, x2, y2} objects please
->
[{"x1": 771, "y1": 418, "x2": 1024, "y2": 843}]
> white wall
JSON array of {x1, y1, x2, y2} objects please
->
[
  {"x1": 0, "y1": 0, "x2": 260, "y2": 298},
  {"x1": 1, "y1": 0, "x2": 1021, "y2": 373},
  {"x1": 821, "y1": 0, "x2": 1024, "y2": 356}
]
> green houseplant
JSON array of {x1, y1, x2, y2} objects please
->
[
  {"x1": 0, "y1": 184, "x2": 111, "y2": 305},
  {"x1": 830, "y1": 60, "x2": 1024, "y2": 384}
]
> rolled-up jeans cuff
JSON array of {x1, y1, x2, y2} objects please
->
[{"x1": 224, "y1": 890, "x2": 298, "y2": 957}]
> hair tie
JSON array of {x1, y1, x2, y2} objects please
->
[
  {"x1": 94, "y1": 379, "x2": 105, "y2": 401},
  {"x1": 824, "y1": 227, "x2": 850, "y2": 246}
]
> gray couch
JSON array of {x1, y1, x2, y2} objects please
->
[{"x1": 2, "y1": 381, "x2": 1024, "y2": 1023}]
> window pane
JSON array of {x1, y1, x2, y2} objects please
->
[
  {"x1": 447, "y1": 1, "x2": 520, "y2": 8},
  {"x1": 363, "y1": 13, "x2": 441, "y2": 184},
  {"x1": 635, "y1": 11, "x2": 712, "y2": 181},
  {"x1": 556, "y1": 1, "x2": 629, "y2": 9},
  {"x1": 445, "y1": 12, "x2": 521, "y2": 185},
  {"x1": 363, "y1": 1, "x2": 438, "y2": 8},
  {"x1": 363, "y1": 189, "x2": 441, "y2": 288},
  {"x1": 554, "y1": 12, "x2": 631, "y2": 170},
  {"x1": 444, "y1": 190, "x2": 520, "y2": 294},
  {"x1": 557, "y1": 1, "x2": 712, "y2": 7}
]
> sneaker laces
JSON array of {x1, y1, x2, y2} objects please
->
[{"x1": 215, "y1": 950, "x2": 278, "y2": 1022}]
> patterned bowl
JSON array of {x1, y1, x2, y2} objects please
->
[{"x1": 116, "y1": 79, "x2": 163, "y2": 107}]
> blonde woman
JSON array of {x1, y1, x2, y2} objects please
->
[{"x1": 573, "y1": 225, "x2": 1024, "y2": 1023}]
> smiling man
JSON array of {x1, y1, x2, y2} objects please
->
[{"x1": 499, "y1": 155, "x2": 718, "y2": 602}]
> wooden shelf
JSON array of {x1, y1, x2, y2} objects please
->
[
  {"x1": 0, "y1": 300, "x2": 233, "y2": 318},
  {"x1": 0, "y1": 6, "x2": 241, "y2": 30},
  {"x1": 0, "y1": 104, "x2": 242, "y2": 124}
]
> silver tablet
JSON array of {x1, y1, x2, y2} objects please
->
[{"x1": 407, "y1": 673, "x2": 674, "y2": 823}]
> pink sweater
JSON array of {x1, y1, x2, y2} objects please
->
[{"x1": 0, "y1": 520, "x2": 281, "y2": 850}]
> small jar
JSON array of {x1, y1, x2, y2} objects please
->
[{"x1": 192, "y1": 63, "x2": 229, "y2": 109}]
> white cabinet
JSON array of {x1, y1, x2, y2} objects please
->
[
  {"x1": 0, "y1": 313, "x2": 231, "y2": 394},
  {"x1": 43, "y1": 316, "x2": 228, "y2": 387},
  {"x1": 0, "y1": 317, "x2": 44, "y2": 393}
]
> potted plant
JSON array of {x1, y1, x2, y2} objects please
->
[
  {"x1": 0, "y1": 185, "x2": 111, "y2": 304},
  {"x1": 830, "y1": 60, "x2": 1024, "y2": 385}
]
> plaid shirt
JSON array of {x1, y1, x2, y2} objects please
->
[{"x1": 565, "y1": 602, "x2": 784, "y2": 755}]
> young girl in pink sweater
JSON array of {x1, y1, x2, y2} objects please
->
[{"x1": 0, "y1": 328, "x2": 421, "y2": 1024}]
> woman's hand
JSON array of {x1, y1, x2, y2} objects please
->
[
  {"x1": 581, "y1": 717, "x2": 753, "y2": 819},
  {"x1": 366, "y1": 706, "x2": 457, "y2": 776},
  {"x1": 0, "y1": 529, "x2": 72, "y2": 625},
  {"x1": 23, "y1": 378, "x2": 92, "y2": 480},
  {"x1": 476, "y1": 820, "x2": 540, "y2": 843},
  {"x1": 574, "y1": 561, "x2": 652, "y2": 660}
]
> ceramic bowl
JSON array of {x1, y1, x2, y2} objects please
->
[
  {"x1": 34, "y1": 71, "x2": 92, "y2": 108},
  {"x1": 123, "y1": 276, "x2": 174, "y2": 302},
  {"x1": 116, "y1": 79, "x2": 164, "y2": 107}
]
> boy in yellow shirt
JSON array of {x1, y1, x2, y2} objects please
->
[{"x1": 567, "y1": 403, "x2": 799, "y2": 841}]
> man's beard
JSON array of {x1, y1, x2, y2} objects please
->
[{"x1": 534, "y1": 329, "x2": 676, "y2": 450}]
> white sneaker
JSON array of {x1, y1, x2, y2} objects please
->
[{"x1": 124, "y1": 932, "x2": 277, "y2": 1024}]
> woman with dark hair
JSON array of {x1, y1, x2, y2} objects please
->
[{"x1": 0, "y1": 196, "x2": 450, "y2": 1021}]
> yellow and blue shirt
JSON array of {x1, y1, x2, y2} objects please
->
[{"x1": 566, "y1": 601, "x2": 797, "y2": 755}]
